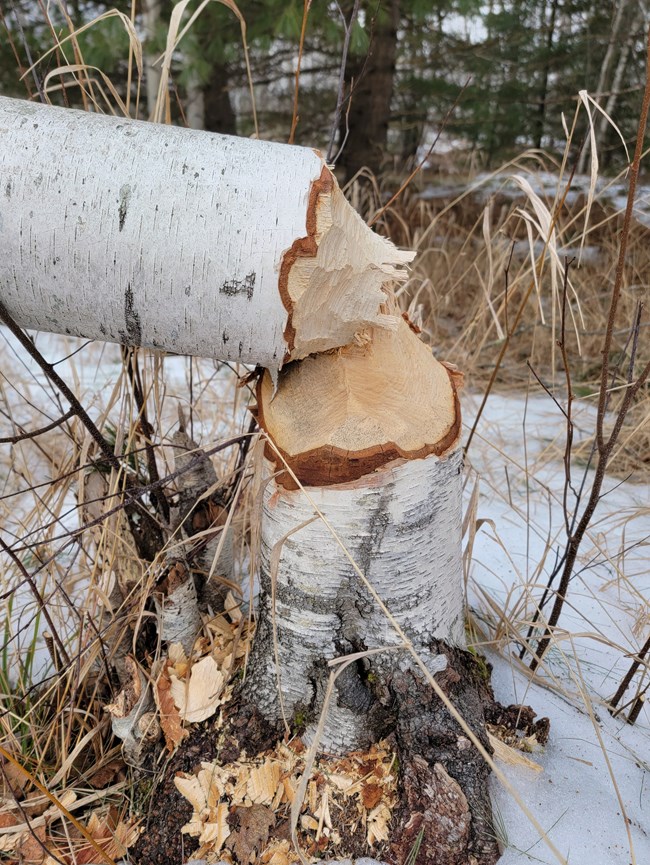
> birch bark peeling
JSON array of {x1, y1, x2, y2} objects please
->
[
  {"x1": 257, "y1": 316, "x2": 462, "y2": 487},
  {"x1": 0, "y1": 96, "x2": 412, "y2": 369}
]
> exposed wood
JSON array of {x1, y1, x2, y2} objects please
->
[
  {"x1": 0, "y1": 96, "x2": 411, "y2": 371},
  {"x1": 257, "y1": 315, "x2": 462, "y2": 487}
]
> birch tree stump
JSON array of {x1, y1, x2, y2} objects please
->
[
  {"x1": 0, "y1": 96, "x2": 410, "y2": 372},
  {"x1": 232, "y1": 318, "x2": 502, "y2": 864}
]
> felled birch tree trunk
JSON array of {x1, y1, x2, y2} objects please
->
[{"x1": 0, "y1": 96, "x2": 410, "y2": 373}]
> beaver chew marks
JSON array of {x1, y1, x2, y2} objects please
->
[
  {"x1": 256, "y1": 316, "x2": 462, "y2": 488},
  {"x1": 281, "y1": 166, "x2": 414, "y2": 362}
]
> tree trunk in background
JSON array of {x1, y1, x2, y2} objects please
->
[
  {"x1": 534, "y1": 0, "x2": 559, "y2": 150},
  {"x1": 576, "y1": 0, "x2": 632, "y2": 174},
  {"x1": 185, "y1": 69, "x2": 206, "y2": 129},
  {"x1": 338, "y1": 0, "x2": 401, "y2": 182},
  {"x1": 600, "y1": 6, "x2": 639, "y2": 169},
  {"x1": 203, "y1": 61, "x2": 237, "y2": 136},
  {"x1": 142, "y1": 0, "x2": 162, "y2": 120}
]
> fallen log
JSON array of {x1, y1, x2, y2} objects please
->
[{"x1": 0, "y1": 96, "x2": 410, "y2": 371}]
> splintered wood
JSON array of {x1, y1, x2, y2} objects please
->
[
  {"x1": 257, "y1": 315, "x2": 462, "y2": 487},
  {"x1": 174, "y1": 740, "x2": 397, "y2": 863}
]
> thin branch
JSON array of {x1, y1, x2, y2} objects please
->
[
  {"x1": 288, "y1": 0, "x2": 311, "y2": 145},
  {"x1": 0, "y1": 535, "x2": 71, "y2": 666},
  {"x1": 610, "y1": 633, "x2": 650, "y2": 712},
  {"x1": 122, "y1": 347, "x2": 170, "y2": 524},
  {"x1": 0, "y1": 301, "x2": 121, "y2": 474},
  {"x1": 0, "y1": 408, "x2": 75, "y2": 444},
  {"x1": 326, "y1": 0, "x2": 361, "y2": 163},
  {"x1": 7, "y1": 433, "x2": 253, "y2": 555}
]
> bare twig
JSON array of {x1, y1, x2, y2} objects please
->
[
  {"x1": 8, "y1": 433, "x2": 253, "y2": 555},
  {"x1": 609, "y1": 633, "x2": 650, "y2": 714},
  {"x1": 122, "y1": 347, "x2": 170, "y2": 524},
  {"x1": 288, "y1": 0, "x2": 311, "y2": 144},
  {"x1": 326, "y1": 0, "x2": 361, "y2": 163},
  {"x1": 0, "y1": 408, "x2": 75, "y2": 444},
  {"x1": 0, "y1": 301, "x2": 121, "y2": 473},
  {"x1": 0, "y1": 535, "x2": 71, "y2": 666}
]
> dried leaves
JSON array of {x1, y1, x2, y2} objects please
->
[{"x1": 106, "y1": 591, "x2": 250, "y2": 755}]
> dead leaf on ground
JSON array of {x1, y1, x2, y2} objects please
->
[
  {"x1": 155, "y1": 663, "x2": 188, "y2": 752},
  {"x1": 16, "y1": 825, "x2": 47, "y2": 863},
  {"x1": 87, "y1": 759, "x2": 126, "y2": 789},
  {"x1": 361, "y1": 781, "x2": 383, "y2": 810},
  {"x1": 73, "y1": 810, "x2": 140, "y2": 864},
  {"x1": 226, "y1": 804, "x2": 275, "y2": 864}
]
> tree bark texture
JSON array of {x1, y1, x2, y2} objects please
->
[
  {"x1": 244, "y1": 448, "x2": 465, "y2": 755},
  {"x1": 0, "y1": 96, "x2": 411, "y2": 371}
]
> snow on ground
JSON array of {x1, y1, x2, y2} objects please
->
[
  {"x1": 1, "y1": 329, "x2": 649, "y2": 865},
  {"x1": 465, "y1": 391, "x2": 649, "y2": 864},
  {"x1": 420, "y1": 170, "x2": 650, "y2": 228}
]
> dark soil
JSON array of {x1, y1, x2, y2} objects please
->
[{"x1": 131, "y1": 723, "x2": 220, "y2": 865}]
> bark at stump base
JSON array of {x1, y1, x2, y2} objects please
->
[{"x1": 132, "y1": 648, "x2": 549, "y2": 865}]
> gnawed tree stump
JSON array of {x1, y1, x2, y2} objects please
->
[
  {"x1": 132, "y1": 314, "x2": 550, "y2": 865},
  {"x1": 246, "y1": 317, "x2": 464, "y2": 747},
  {"x1": 231, "y1": 315, "x2": 504, "y2": 863}
]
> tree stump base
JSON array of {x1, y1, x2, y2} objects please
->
[{"x1": 133, "y1": 645, "x2": 549, "y2": 865}]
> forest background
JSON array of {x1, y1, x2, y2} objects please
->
[{"x1": 2, "y1": 0, "x2": 649, "y2": 180}]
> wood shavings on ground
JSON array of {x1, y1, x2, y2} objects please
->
[{"x1": 174, "y1": 740, "x2": 398, "y2": 863}]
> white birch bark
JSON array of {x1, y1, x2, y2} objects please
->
[
  {"x1": 0, "y1": 96, "x2": 410, "y2": 371},
  {"x1": 576, "y1": 0, "x2": 633, "y2": 175},
  {"x1": 245, "y1": 448, "x2": 464, "y2": 754}
]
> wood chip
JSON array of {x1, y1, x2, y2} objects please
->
[
  {"x1": 247, "y1": 761, "x2": 281, "y2": 806},
  {"x1": 170, "y1": 655, "x2": 225, "y2": 723},
  {"x1": 488, "y1": 733, "x2": 543, "y2": 773}
]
